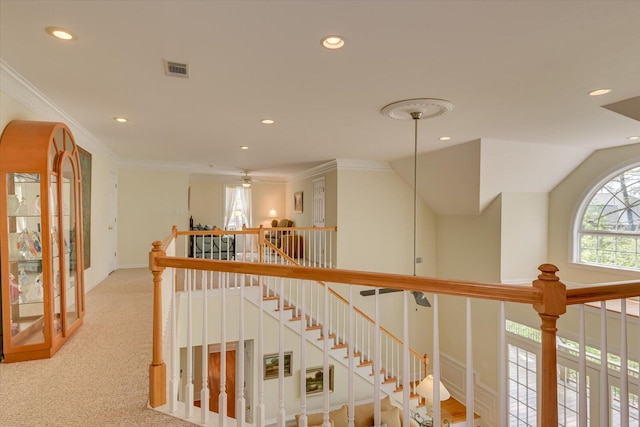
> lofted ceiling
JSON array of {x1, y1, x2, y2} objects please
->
[{"x1": 1, "y1": 1, "x2": 639, "y2": 206}]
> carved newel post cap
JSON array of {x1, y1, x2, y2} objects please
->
[{"x1": 537, "y1": 264, "x2": 559, "y2": 281}]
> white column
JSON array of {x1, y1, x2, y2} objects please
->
[
  {"x1": 348, "y1": 285, "x2": 355, "y2": 427},
  {"x1": 277, "y1": 280, "x2": 286, "y2": 427},
  {"x1": 322, "y1": 282, "x2": 330, "y2": 427}
]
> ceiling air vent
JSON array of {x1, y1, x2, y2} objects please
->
[{"x1": 164, "y1": 61, "x2": 189, "y2": 78}]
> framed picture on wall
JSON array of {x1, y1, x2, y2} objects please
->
[
  {"x1": 305, "y1": 365, "x2": 334, "y2": 395},
  {"x1": 264, "y1": 351, "x2": 292, "y2": 380},
  {"x1": 294, "y1": 191, "x2": 303, "y2": 213}
]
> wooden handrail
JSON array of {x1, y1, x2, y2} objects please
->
[
  {"x1": 154, "y1": 257, "x2": 543, "y2": 305},
  {"x1": 566, "y1": 281, "x2": 640, "y2": 305}
]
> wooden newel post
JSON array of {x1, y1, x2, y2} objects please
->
[
  {"x1": 149, "y1": 240, "x2": 167, "y2": 408},
  {"x1": 532, "y1": 264, "x2": 566, "y2": 426}
]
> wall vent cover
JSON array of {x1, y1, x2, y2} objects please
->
[{"x1": 164, "y1": 61, "x2": 189, "y2": 78}]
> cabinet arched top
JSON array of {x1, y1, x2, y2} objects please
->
[{"x1": 0, "y1": 120, "x2": 79, "y2": 173}]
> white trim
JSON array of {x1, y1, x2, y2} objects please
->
[
  {"x1": 566, "y1": 262, "x2": 640, "y2": 279},
  {"x1": 500, "y1": 278, "x2": 536, "y2": 285},
  {"x1": 0, "y1": 59, "x2": 120, "y2": 164},
  {"x1": 335, "y1": 159, "x2": 392, "y2": 171},
  {"x1": 291, "y1": 161, "x2": 337, "y2": 181}
]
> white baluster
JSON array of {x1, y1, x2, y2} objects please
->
[
  {"x1": 257, "y1": 274, "x2": 265, "y2": 427},
  {"x1": 219, "y1": 273, "x2": 227, "y2": 427},
  {"x1": 579, "y1": 305, "x2": 587, "y2": 427},
  {"x1": 300, "y1": 279, "x2": 308, "y2": 427},
  {"x1": 169, "y1": 267, "x2": 179, "y2": 412},
  {"x1": 374, "y1": 288, "x2": 381, "y2": 427},
  {"x1": 237, "y1": 271, "x2": 245, "y2": 425},
  {"x1": 433, "y1": 294, "x2": 441, "y2": 427},
  {"x1": 323, "y1": 281, "x2": 330, "y2": 427},
  {"x1": 621, "y1": 299, "x2": 629, "y2": 426},
  {"x1": 278, "y1": 280, "x2": 286, "y2": 427},
  {"x1": 402, "y1": 291, "x2": 410, "y2": 427},
  {"x1": 348, "y1": 285, "x2": 355, "y2": 427},
  {"x1": 466, "y1": 298, "x2": 474, "y2": 427},
  {"x1": 499, "y1": 302, "x2": 507, "y2": 427},
  {"x1": 201, "y1": 270, "x2": 209, "y2": 423},
  {"x1": 185, "y1": 270, "x2": 194, "y2": 418},
  {"x1": 599, "y1": 300, "x2": 610, "y2": 427}
]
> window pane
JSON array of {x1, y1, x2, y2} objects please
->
[{"x1": 578, "y1": 165, "x2": 640, "y2": 270}]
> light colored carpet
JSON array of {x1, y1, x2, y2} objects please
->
[{"x1": 0, "y1": 268, "x2": 193, "y2": 427}]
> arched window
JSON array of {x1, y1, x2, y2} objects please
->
[{"x1": 576, "y1": 164, "x2": 640, "y2": 270}]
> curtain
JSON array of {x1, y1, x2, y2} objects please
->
[{"x1": 224, "y1": 185, "x2": 252, "y2": 230}]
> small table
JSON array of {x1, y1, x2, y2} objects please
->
[{"x1": 281, "y1": 234, "x2": 303, "y2": 258}]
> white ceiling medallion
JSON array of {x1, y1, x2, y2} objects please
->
[{"x1": 381, "y1": 98, "x2": 453, "y2": 120}]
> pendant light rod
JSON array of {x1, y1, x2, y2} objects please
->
[
  {"x1": 411, "y1": 111, "x2": 421, "y2": 277},
  {"x1": 362, "y1": 99, "x2": 453, "y2": 305}
]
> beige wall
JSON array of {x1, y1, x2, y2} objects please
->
[
  {"x1": 500, "y1": 192, "x2": 548, "y2": 283},
  {"x1": 118, "y1": 168, "x2": 189, "y2": 267},
  {"x1": 1, "y1": 89, "x2": 118, "y2": 292}
]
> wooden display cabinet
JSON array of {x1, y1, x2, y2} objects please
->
[{"x1": 0, "y1": 120, "x2": 85, "y2": 362}]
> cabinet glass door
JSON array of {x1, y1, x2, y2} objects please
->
[
  {"x1": 5, "y1": 173, "x2": 45, "y2": 346},
  {"x1": 61, "y1": 157, "x2": 79, "y2": 329}
]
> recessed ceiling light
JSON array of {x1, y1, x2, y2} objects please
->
[
  {"x1": 321, "y1": 35, "x2": 345, "y2": 50},
  {"x1": 240, "y1": 146, "x2": 249, "y2": 150},
  {"x1": 439, "y1": 136, "x2": 452, "y2": 141},
  {"x1": 113, "y1": 116, "x2": 128, "y2": 123},
  {"x1": 627, "y1": 136, "x2": 640, "y2": 140},
  {"x1": 588, "y1": 88, "x2": 611, "y2": 96},
  {"x1": 261, "y1": 119, "x2": 275, "y2": 124},
  {"x1": 45, "y1": 26, "x2": 76, "y2": 41}
]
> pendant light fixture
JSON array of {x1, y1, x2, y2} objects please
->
[{"x1": 361, "y1": 99, "x2": 453, "y2": 306}]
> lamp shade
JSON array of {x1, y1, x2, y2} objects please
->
[
  {"x1": 268, "y1": 209, "x2": 278, "y2": 218},
  {"x1": 416, "y1": 375, "x2": 451, "y2": 401}
]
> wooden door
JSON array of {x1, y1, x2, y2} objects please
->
[{"x1": 208, "y1": 349, "x2": 236, "y2": 418}]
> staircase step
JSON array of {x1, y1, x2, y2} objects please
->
[
  {"x1": 332, "y1": 343, "x2": 349, "y2": 350},
  {"x1": 344, "y1": 351, "x2": 362, "y2": 359},
  {"x1": 358, "y1": 360, "x2": 373, "y2": 367},
  {"x1": 275, "y1": 305, "x2": 295, "y2": 311},
  {"x1": 263, "y1": 295, "x2": 279, "y2": 301},
  {"x1": 306, "y1": 324, "x2": 323, "y2": 331},
  {"x1": 383, "y1": 376, "x2": 397, "y2": 385},
  {"x1": 318, "y1": 333, "x2": 337, "y2": 341}
]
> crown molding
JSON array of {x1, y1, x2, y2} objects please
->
[
  {"x1": 335, "y1": 158, "x2": 392, "y2": 171},
  {"x1": 291, "y1": 158, "x2": 392, "y2": 182},
  {"x1": 0, "y1": 59, "x2": 120, "y2": 164}
]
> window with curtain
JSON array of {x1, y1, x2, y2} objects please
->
[
  {"x1": 576, "y1": 164, "x2": 640, "y2": 271},
  {"x1": 224, "y1": 185, "x2": 252, "y2": 230}
]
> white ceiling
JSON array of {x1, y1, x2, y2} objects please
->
[{"x1": 1, "y1": 1, "x2": 639, "y2": 184}]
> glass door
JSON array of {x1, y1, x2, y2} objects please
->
[
  {"x1": 60, "y1": 156, "x2": 79, "y2": 331},
  {"x1": 5, "y1": 173, "x2": 46, "y2": 347}
]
